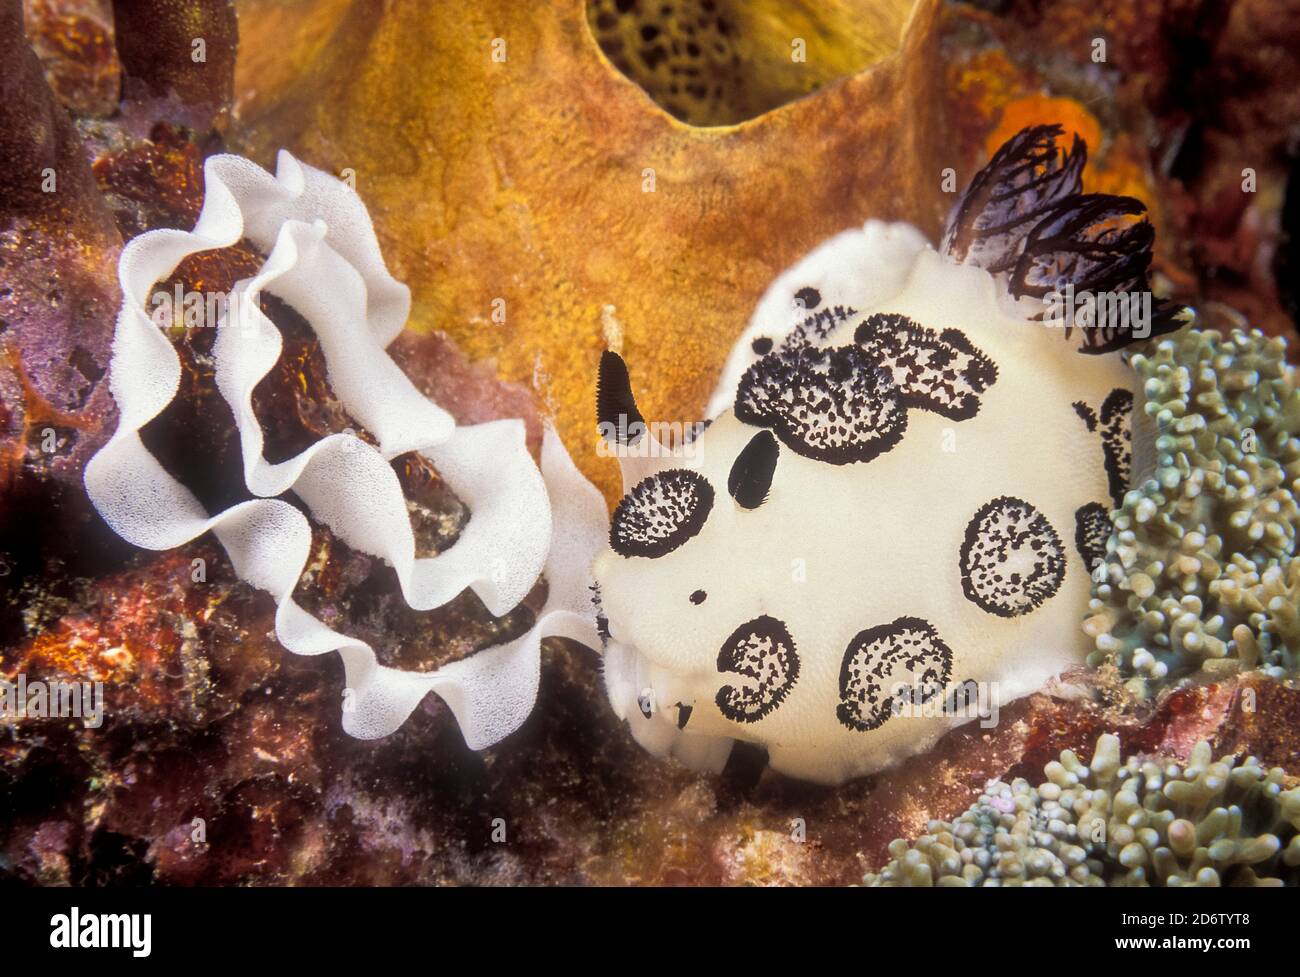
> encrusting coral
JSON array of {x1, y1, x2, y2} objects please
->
[
  {"x1": 864, "y1": 733, "x2": 1300, "y2": 886},
  {"x1": 1085, "y1": 328, "x2": 1300, "y2": 697}
]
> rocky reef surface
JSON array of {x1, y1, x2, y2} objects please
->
[{"x1": 1, "y1": 0, "x2": 1298, "y2": 885}]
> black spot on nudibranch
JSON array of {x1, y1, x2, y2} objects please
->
[
  {"x1": 1099, "y1": 388, "x2": 1133, "y2": 508},
  {"x1": 853, "y1": 313, "x2": 998, "y2": 421},
  {"x1": 735, "y1": 343, "x2": 907, "y2": 465},
  {"x1": 751, "y1": 336, "x2": 773, "y2": 355},
  {"x1": 1075, "y1": 501, "x2": 1111, "y2": 573},
  {"x1": 728, "y1": 429, "x2": 779, "y2": 508},
  {"x1": 793, "y1": 286, "x2": 822, "y2": 310},
  {"x1": 1072, "y1": 400, "x2": 1098, "y2": 431},
  {"x1": 689, "y1": 589, "x2": 707, "y2": 604},
  {"x1": 1073, "y1": 389, "x2": 1134, "y2": 508},
  {"x1": 959, "y1": 496, "x2": 1066, "y2": 617},
  {"x1": 596, "y1": 350, "x2": 645, "y2": 447},
  {"x1": 715, "y1": 615, "x2": 800, "y2": 723},
  {"x1": 610, "y1": 469, "x2": 714, "y2": 559},
  {"x1": 735, "y1": 316, "x2": 998, "y2": 465},
  {"x1": 837, "y1": 617, "x2": 954, "y2": 732}
]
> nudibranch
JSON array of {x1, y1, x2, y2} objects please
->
[{"x1": 594, "y1": 126, "x2": 1187, "y2": 785}]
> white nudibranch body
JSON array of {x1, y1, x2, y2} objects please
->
[{"x1": 593, "y1": 126, "x2": 1185, "y2": 784}]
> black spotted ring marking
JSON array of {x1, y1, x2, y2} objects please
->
[
  {"x1": 959, "y1": 496, "x2": 1066, "y2": 617},
  {"x1": 837, "y1": 616, "x2": 954, "y2": 732},
  {"x1": 734, "y1": 315, "x2": 997, "y2": 466},
  {"x1": 1074, "y1": 501, "x2": 1111, "y2": 573},
  {"x1": 1099, "y1": 388, "x2": 1133, "y2": 508},
  {"x1": 610, "y1": 469, "x2": 714, "y2": 559},
  {"x1": 735, "y1": 343, "x2": 907, "y2": 465},
  {"x1": 715, "y1": 615, "x2": 800, "y2": 723},
  {"x1": 852, "y1": 313, "x2": 999, "y2": 421},
  {"x1": 1072, "y1": 388, "x2": 1134, "y2": 508}
]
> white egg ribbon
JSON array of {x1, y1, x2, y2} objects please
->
[{"x1": 85, "y1": 151, "x2": 606, "y2": 747}]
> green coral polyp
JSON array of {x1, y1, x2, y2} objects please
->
[
  {"x1": 1085, "y1": 327, "x2": 1300, "y2": 696},
  {"x1": 864, "y1": 734, "x2": 1300, "y2": 886}
]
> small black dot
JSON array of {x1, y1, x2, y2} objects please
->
[
  {"x1": 751, "y1": 337, "x2": 773, "y2": 355},
  {"x1": 793, "y1": 287, "x2": 821, "y2": 310},
  {"x1": 690, "y1": 589, "x2": 707, "y2": 604}
]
